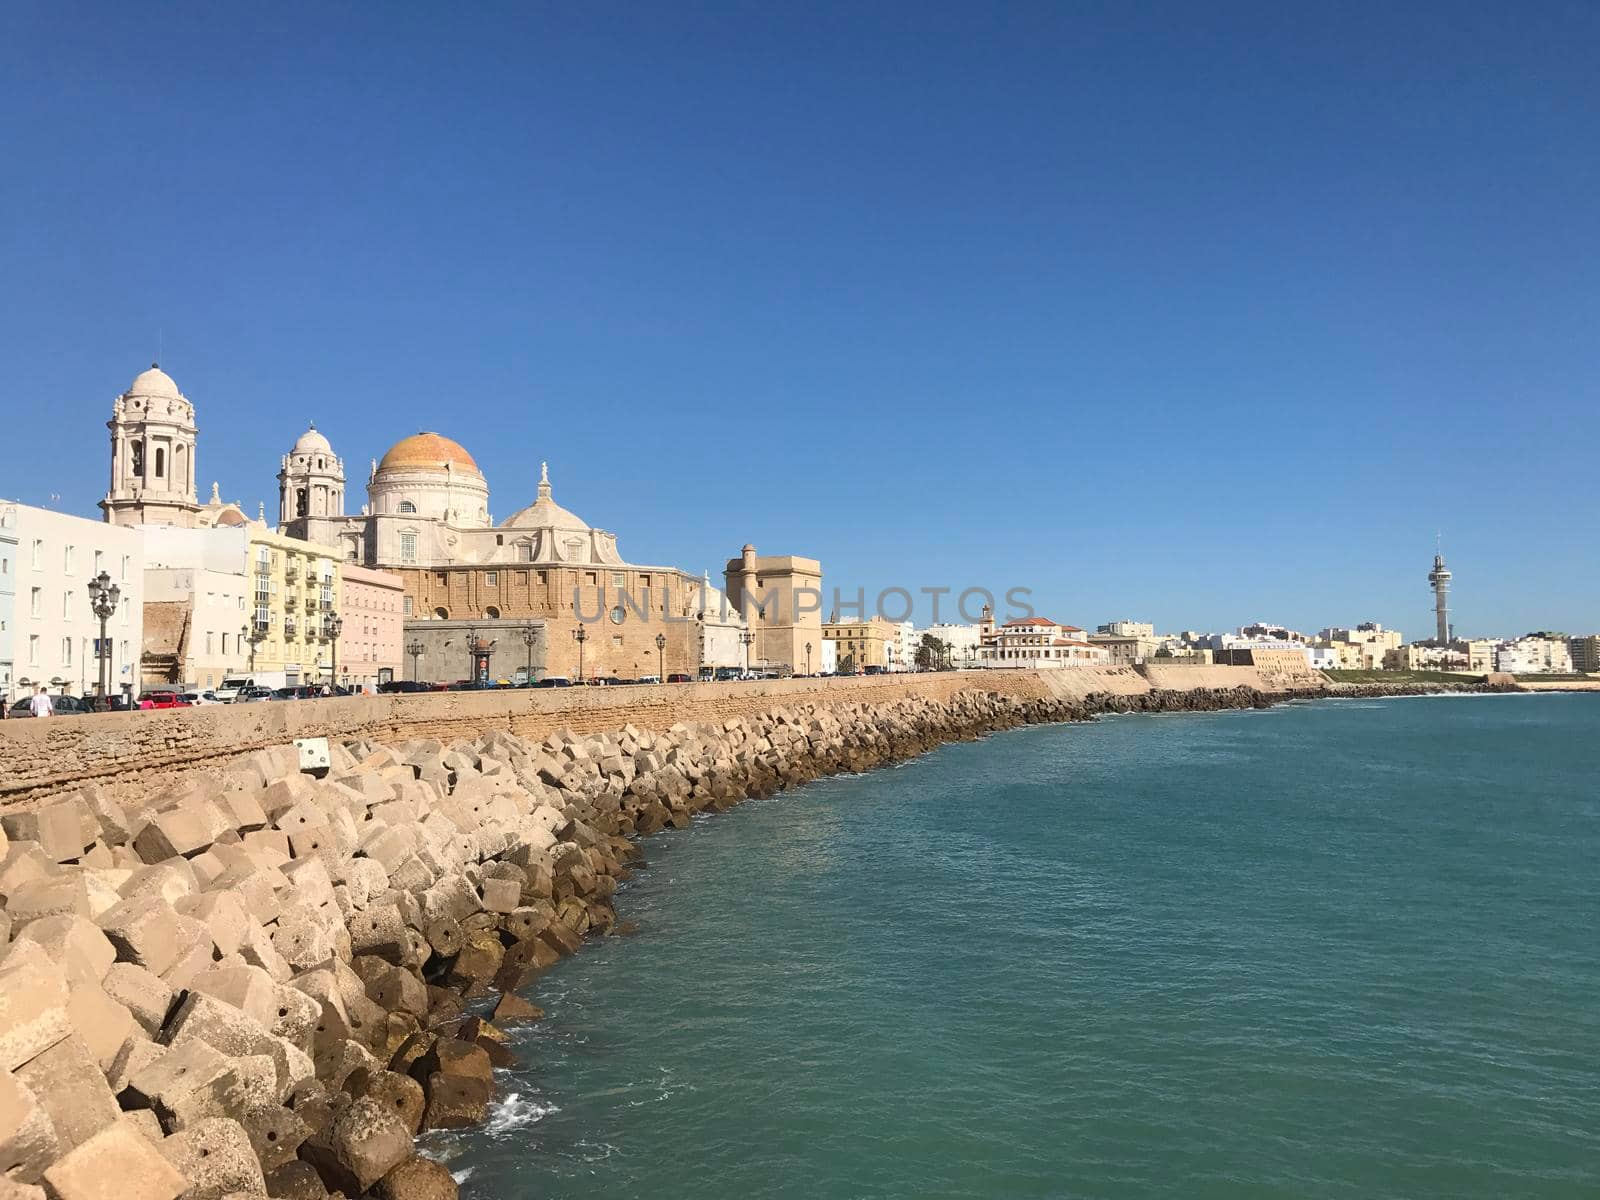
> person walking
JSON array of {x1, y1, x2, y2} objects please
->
[{"x1": 29, "y1": 686, "x2": 54, "y2": 718}]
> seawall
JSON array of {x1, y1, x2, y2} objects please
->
[{"x1": 0, "y1": 665, "x2": 1328, "y2": 807}]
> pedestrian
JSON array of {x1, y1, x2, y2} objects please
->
[{"x1": 29, "y1": 686, "x2": 54, "y2": 718}]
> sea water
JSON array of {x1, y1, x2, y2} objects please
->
[{"x1": 437, "y1": 693, "x2": 1599, "y2": 1198}]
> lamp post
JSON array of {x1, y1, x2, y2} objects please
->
[
  {"x1": 325, "y1": 613, "x2": 343, "y2": 692},
  {"x1": 805, "y1": 641, "x2": 812, "y2": 676},
  {"x1": 521, "y1": 622, "x2": 538, "y2": 683},
  {"x1": 86, "y1": 571, "x2": 121, "y2": 708},
  {"x1": 464, "y1": 626, "x2": 479, "y2": 684},
  {"x1": 572, "y1": 624, "x2": 587, "y2": 684},
  {"x1": 740, "y1": 630, "x2": 755, "y2": 676},
  {"x1": 406, "y1": 638, "x2": 425, "y2": 682},
  {"x1": 654, "y1": 632, "x2": 666, "y2": 681},
  {"x1": 241, "y1": 620, "x2": 265, "y2": 674}
]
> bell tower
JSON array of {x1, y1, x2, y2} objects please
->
[
  {"x1": 278, "y1": 423, "x2": 346, "y2": 533},
  {"x1": 100, "y1": 363, "x2": 201, "y2": 527}
]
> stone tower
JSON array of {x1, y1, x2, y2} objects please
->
[
  {"x1": 1428, "y1": 542, "x2": 1452, "y2": 644},
  {"x1": 278, "y1": 424, "x2": 346, "y2": 527},
  {"x1": 100, "y1": 363, "x2": 201, "y2": 527}
]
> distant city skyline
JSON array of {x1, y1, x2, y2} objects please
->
[{"x1": 3, "y1": 3, "x2": 1596, "y2": 635}]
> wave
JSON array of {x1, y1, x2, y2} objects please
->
[{"x1": 484, "y1": 1091, "x2": 559, "y2": 1137}]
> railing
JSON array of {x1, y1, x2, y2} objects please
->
[{"x1": 284, "y1": 562, "x2": 299, "y2": 581}]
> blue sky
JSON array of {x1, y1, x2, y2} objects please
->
[{"x1": 3, "y1": 1, "x2": 1596, "y2": 636}]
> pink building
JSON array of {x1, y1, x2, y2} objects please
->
[{"x1": 337, "y1": 564, "x2": 404, "y2": 691}]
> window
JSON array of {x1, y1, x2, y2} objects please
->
[
  {"x1": 518, "y1": 543, "x2": 533, "y2": 562},
  {"x1": 131, "y1": 441, "x2": 144, "y2": 477},
  {"x1": 484, "y1": 572, "x2": 497, "y2": 586},
  {"x1": 31, "y1": 540, "x2": 42, "y2": 569},
  {"x1": 64, "y1": 545, "x2": 74, "y2": 573},
  {"x1": 515, "y1": 571, "x2": 528, "y2": 584},
  {"x1": 404, "y1": 597, "x2": 413, "y2": 616},
  {"x1": 205, "y1": 632, "x2": 214, "y2": 654},
  {"x1": 60, "y1": 638, "x2": 71, "y2": 667},
  {"x1": 496, "y1": 535, "x2": 503, "y2": 546},
  {"x1": 155, "y1": 447, "x2": 165, "y2": 477},
  {"x1": 398, "y1": 501, "x2": 416, "y2": 514},
  {"x1": 28, "y1": 635, "x2": 39, "y2": 665},
  {"x1": 221, "y1": 633, "x2": 229, "y2": 655},
  {"x1": 62, "y1": 592, "x2": 71, "y2": 620},
  {"x1": 400, "y1": 532, "x2": 417, "y2": 564},
  {"x1": 30, "y1": 587, "x2": 41, "y2": 617},
  {"x1": 612, "y1": 572, "x2": 626, "y2": 588}
]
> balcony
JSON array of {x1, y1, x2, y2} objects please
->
[
  {"x1": 304, "y1": 596, "x2": 317, "y2": 613},
  {"x1": 284, "y1": 617, "x2": 298, "y2": 638},
  {"x1": 284, "y1": 561, "x2": 299, "y2": 582}
]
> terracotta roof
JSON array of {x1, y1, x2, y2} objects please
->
[
  {"x1": 376, "y1": 432, "x2": 481, "y2": 475},
  {"x1": 1054, "y1": 639, "x2": 1096, "y2": 647},
  {"x1": 1001, "y1": 617, "x2": 1058, "y2": 628}
]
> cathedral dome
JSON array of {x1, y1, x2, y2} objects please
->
[
  {"x1": 500, "y1": 463, "x2": 591, "y2": 532},
  {"x1": 292, "y1": 424, "x2": 333, "y2": 455},
  {"x1": 376, "y1": 432, "x2": 481, "y2": 476},
  {"x1": 126, "y1": 363, "x2": 182, "y2": 400}
]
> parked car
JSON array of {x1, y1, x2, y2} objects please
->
[
  {"x1": 269, "y1": 687, "x2": 301, "y2": 701},
  {"x1": 862, "y1": 664, "x2": 886, "y2": 675},
  {"x1": 180, "y1": 691, "x2": 222, "y2": 706},
  {"x1": 637, "y1": 675, "x2": 661, "y2": 685},
  {"x1": 667, "y1": 673, "x2": 693, "y2": 684},
  {"x1": 534, "y1": 676, "x2": 572, "y2": 688},
  {"x1": 139, "y1": 691, "x2": 191, "y2": 710},
  {"x1": 234, "y1": 687, "x2": 273, "y2": 703},
  {"x1": 6, "y1": 694, "x2": 94, "y2": 718}
]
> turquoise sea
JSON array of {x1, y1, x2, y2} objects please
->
[{"x1": 436, "y1": 693, "x2": 1599, "y2": 1198}]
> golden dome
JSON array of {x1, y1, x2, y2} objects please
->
[{"x1": 376, "y1": 432, "x2": 481, "y2": 475}]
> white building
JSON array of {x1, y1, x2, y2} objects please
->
[
  {"x1": 888, "y1": 621, "x2": 918, "y2": 671},
  {"x1": 1496, "y1": 637, "x2": 1572, "y2": 675},
  {"x1": 0, "y1": 505, "x2": 16, "y2": 700},
  {"x1": 4, "y1": 503, "x2": 144, "y2": 703},
  {"x1": 819, "y1": 638, "x2": 838, "y2": 675},
  {"x1": 916, "y1": 622, "x2": 983, "y2": 668},
  {"x1": 141, "y1": 526, "x2": 252, "y2": 690},
  {"x1": 979, "y1": 618, "x2": 1110, "y2": 669},
  {"x1": 1096, "y1": 620, "x2": 1155, "y2": 639}
]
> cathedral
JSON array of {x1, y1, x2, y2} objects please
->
[{"x1": 96, "y1": 363, "x2": 821, "y2": 681}]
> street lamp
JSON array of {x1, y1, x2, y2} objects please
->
[
  {"x1": 654, "y1": 631, "x2": 666, "y2": 681},
  {"x1": 241, "y1": 619, "x2": 266, "y2": 674},
  {"x1": 406, "y1": 638, "x2": 425, "y2": 682},
  {"x1": 572, "y1": 624, "x2": 587, "y2": 684},
  {"x1": 740, "y1": 629, "x2": 755, "y2": 676},
  {"x1": 805, "y1": 641, "x2": 812, "y2": 676},
  {"x1": 521, "y1": 621, "x2": 538, "y2": 683},
  {"x1": 324, "y1": 613, "x2": 343, "y2": 691},
  {"x1": 86, "y1": 571, "x2": 121, "y2": 707}
]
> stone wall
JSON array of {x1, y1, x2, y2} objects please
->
[{"x1": 0, "y1": 666, "x2": 1320, "y2": 808}]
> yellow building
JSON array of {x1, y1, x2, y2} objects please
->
[
  {"x1": 244, "y1": 525, "x2": 343, "y2": 685},
  {"x1": 823, "y1": 617, "x2": 898, "y2": 671}
]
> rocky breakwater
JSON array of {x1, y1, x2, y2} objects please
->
[{"x1": 0, "y1": 687, "x2": 1057, "y2": 1200}]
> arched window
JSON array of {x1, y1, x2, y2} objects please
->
[
  {"x1": 434, "y1": 607, "x2": 449, "y2": 620},
  {"x1": 131, "y1": 440, "x2": 144, "y2": 477},
  {"x1": 296, "y1": 489, "x2": 308, "y2": 517},
  {"x1": 398, "y1": 501, "x2": 416, "y2": 514},
  {"x1": 485, "y1": 606, "x2": 500, "y2": 619},
  {"x1": 154, "y1": 447, "x2": 165, "y2": 478}
]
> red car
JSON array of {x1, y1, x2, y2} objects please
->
[{"x1": 138, "y1": 691, "x2": 192, "y2": 710}]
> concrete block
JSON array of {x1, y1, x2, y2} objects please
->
[
  {"x1": 11, "y1": 914, "x2": 116, "y2": 986},
  {"x1": 117, "y1": 862, "x2": 198, "y2": 906},
  {"x1": 42, "y1": 1120, "x2": 188, "y2": 1200},
  {"x1": 157, "y1": 1117, "x2": 265, "y2": 1200},
  {"x1": 0, "y1": 1070, "x2": 59, "y2": 1184},
  {"x1": 6, "y1": 875, "x2": 91, "y2": 924},
  {"x1": 132, "y1": 806, "x2": 221, "y2": 863},
  {"x1": 65, "y1": 979, "x2": 138, "y2": 1070},
  {"x1": 301, "y1": 1096, "x2": 411, "y2": 1195},
  {"x1": 103, "y1": 962, "x2": 175, "y2": 1037},
  {"x1": 174, "y1": 892, "x2": 250, "y2": 958},
  {"x1": 14, "y1": 1033, "x2": 120, "y2": 1153},
  {"x1": 188, "y1": 963, "x2": 278, "y2": 1028},
  {"x1": 123, "y1": 1038, "x2": 233, "y2": 1126},
  {"x1": 99, "y1": 897, "x2": 186, "y2": 975},
  {"x1": 0, "y1": 940, "x2": 71, "y2": 1070}
]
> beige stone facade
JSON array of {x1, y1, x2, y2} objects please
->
[
  {"x1": 823, "y1": 617, "x2": 898, "y2": 671},
  {"x1": 724, "y1": 545, "x2": 824, "y2": 674}
]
